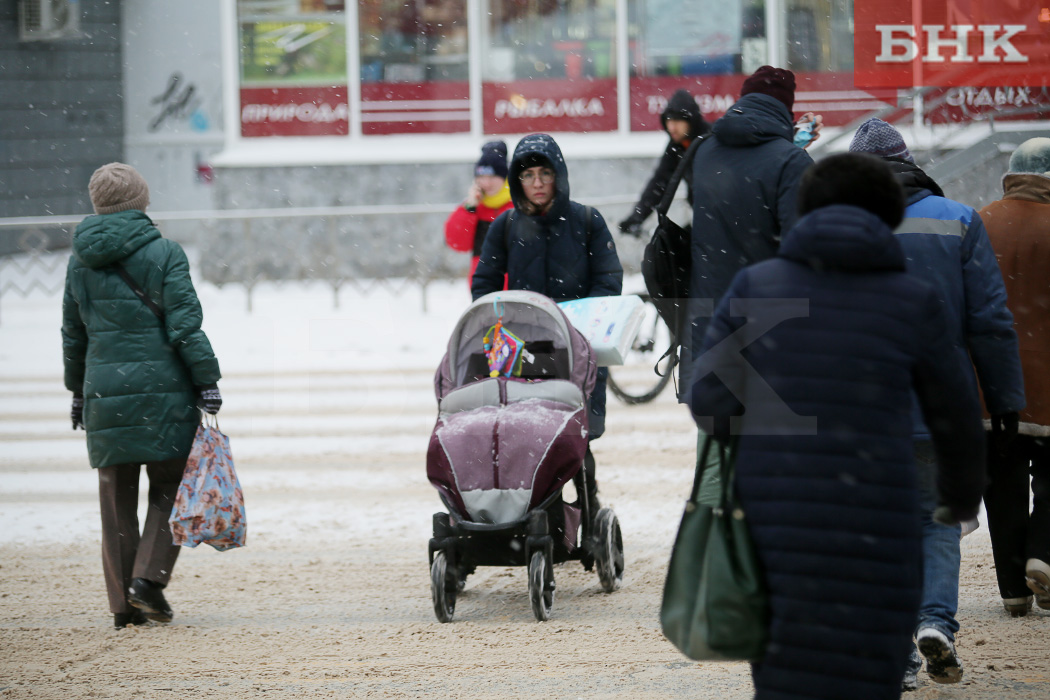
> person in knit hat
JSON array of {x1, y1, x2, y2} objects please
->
[
  {"x1": 444, "y1": 141, "x2": 513, "y2": 288},
  {"x1": 681, "y1": 66, "x2": 816, "y2": 406},
  {"x1": 848, "y1": 117, "x2": 914, "y2": 162},
  {"x1": 618, "y1": 89, "x2": 710, "y2": 236},
  {"x1": 850, "y1": 118, "x2": 1025, "y2": 690},
  {"x1": 63, "y1": 162, "x2": 223, "y2": 630},
  {"x1": 88, "y1": 162, "x2": 151, "y2": 214},
  {"x1": 740, "y1": 65, "x2": 797, "y2": 112},
  {"x1": 978, "y1": 136, "x2": 1050, "y2": 622}
]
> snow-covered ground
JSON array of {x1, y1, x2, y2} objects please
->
[{"x1": 0, "y1": 271, "x2": 692, "y2": 548}]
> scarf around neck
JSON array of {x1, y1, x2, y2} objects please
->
[{"x1": 481, "y1": 181, "x2": 512, "y2": 210}]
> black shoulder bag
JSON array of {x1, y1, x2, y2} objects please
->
[{"x1": 641, "y1": 136, "x2": 705, "y2": 396}]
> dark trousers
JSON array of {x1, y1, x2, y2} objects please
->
[
  {"x1": 97, "y1": 459, "x2": 185, "y2": 614},
  {"x1": 984, "y1": 434, "x2": 1050, "y2": 599}
]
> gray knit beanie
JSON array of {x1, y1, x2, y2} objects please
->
[
  {"x1": 88, "y1": 162, "x2": 150, "y2": 214},
  {"x1": 848, "y1": 118, "x2": 914, "y2": 163},
  {"x1": 1008, "y1": 137, "x2": 1050, "y2": 176}
]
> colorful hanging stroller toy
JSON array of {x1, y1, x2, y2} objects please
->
[{"x1": 483, "y1": 299, "x2": 525, "y2": 378}]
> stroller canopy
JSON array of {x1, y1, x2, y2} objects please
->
[
  {"x1": 435, "y1": 290, "x2": 595, "y2": 401},
  {"x1": 429, "y1": 291, "x2": 598, "y2": 524}
]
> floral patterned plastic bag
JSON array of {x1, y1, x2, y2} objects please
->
[{"x1": 169, "y1": 418, "x2": 246, "y2": 551}]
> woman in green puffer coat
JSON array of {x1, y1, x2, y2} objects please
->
[{"x1": 61, "y1": 162, "x2": 222, "y2": 629}]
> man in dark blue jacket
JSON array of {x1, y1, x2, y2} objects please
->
[
  {"x1": 473, "y1": 133, "x2": 623, "y2": 512},
  {"x1": 850, "y1": 118, "x2": 1025, "y2": 689},
  {"x1": 685, "y1": 66, "x2": 814, "y2": 396}
]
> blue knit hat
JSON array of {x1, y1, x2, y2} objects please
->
[
  {"x1": 475, "y1": 141, "x2": 508, "y2": 178},
  {"x1": 1008, "y1": 137, "x2": 1050, "y2": 176},
  {"x1": 848, "y1": 118, "x2": 914, "y2": 163}
]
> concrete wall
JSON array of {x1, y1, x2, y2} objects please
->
[
  {"x1": 208, "y1": 139, "x2": 1028, "y2": 284},
  {"x1": 122, "y1": 0, "x2": 225, "y2": 215},
  {"x1": 0, "y1": 0, "x2": 123, "y2": 219},
  {"x1": 207, "y1": 156, "x2": 665, "y2": 283}
]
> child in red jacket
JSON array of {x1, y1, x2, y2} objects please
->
[{"x1": 445, "y1": 141, "x2": 513, "y2": 287}]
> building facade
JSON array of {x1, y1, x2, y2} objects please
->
[{"x1": 3, "y1": 0, "x2": 1049, "y2": 276}]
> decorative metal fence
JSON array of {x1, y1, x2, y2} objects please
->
[{"x1": 0, "y1": 195, "x2": 648, "y2": 323}]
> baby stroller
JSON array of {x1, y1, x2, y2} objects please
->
[{"x1": 427, "y1": 290, "x2": 624, "y2": 622}]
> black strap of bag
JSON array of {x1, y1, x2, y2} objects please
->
[
  {"x1": 644, "y1": 136, "x2": 706, "y2": 396},
  {"x1": 656, "y1": 136, "x2": 705, "y2": 221},
  {"x1": 111, "y1": 262, "x2": 165, "y2": 321}
]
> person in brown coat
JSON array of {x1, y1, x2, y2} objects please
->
[{"x1": 979, "y1": 136, "x2": 1050, "y2": 616}]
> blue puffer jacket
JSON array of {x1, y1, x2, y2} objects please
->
[
  {"x1": 886, "y1": 158, "x2": 1025, "y2": 437},
  {"x1": 691, "y1": 204, "x2": 985, "y2": 699},
  {"x1": 472, "y1": 133, "x2": 623, "y2": 301},
  {"x1": 685, "y1": 93, "x2": 813, "y2": 395}
]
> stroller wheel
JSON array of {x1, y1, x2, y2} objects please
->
[
  {"x1": 594, "y1": 508, "x2": 624, "y2": 593},
  {"x1": 528, "y1": 551, "x2": 554, "y2": 621},
  {"x1": 431, "y1": 551, "x2": 456, "y2": 623}
]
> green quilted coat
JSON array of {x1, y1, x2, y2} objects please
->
[{"x1": 61, "y1": 210, "x2": 221, "y2": 468}]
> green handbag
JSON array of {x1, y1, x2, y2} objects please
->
[{"x1": 660, "y1": 433, "x2": 769, "y2": 661}]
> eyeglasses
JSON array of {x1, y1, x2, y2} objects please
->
[{"x1": 519, "y1": 169, "x2": 555, "y2": 184}]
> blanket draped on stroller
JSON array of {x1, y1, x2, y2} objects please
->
[{"x1": 428, "y1": 291, "x2": 597, "y2": 525}]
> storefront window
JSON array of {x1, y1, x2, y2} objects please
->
[
  {"x1": 784, "y1": 0, "x2": 853, "y2": 72},
  {"x1": 358, "y1": 0, "x2": 468, "y2": 83},
  {"x1": 629, "y1": 0, "x2": 766, "y2": 78},
  {"x1": 238, "y1": 0, "x2": 348, "y2": 137},
  {"x1": 357, "y1": 0, "x2": 470, "y2": 135},
  {"x1": 626, "y1": 0, "x2": 766, "y2": 132},
  {"x1": 482, "y1": 0, "x2": 619, "y2": 133}
]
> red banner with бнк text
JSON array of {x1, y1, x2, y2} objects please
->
[{"x1": 855, "y1": 0, "x2": 1050, "y2": 88}]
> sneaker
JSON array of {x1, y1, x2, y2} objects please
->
[
  {"x1": 1025, "y1": 558, "x2": 1050, "y2": 609},
  {"x1": 916, "y1": 627, "x2": 963, "y2": 684},
  {"x1": 128, "y1": 578, "x2": 174, "y2": 623},
  {"x1": 1003, "y1": 596, "x2": 1033, "y2": 617},
  {"x1": 902, "y1": 649, "x2": 922, "y2": 692}
]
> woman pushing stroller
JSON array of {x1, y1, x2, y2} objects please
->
[{"x1": 472, "y1": 133, "x2": 623, "y2": 515}]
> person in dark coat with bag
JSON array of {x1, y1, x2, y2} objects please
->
[
  {"x1": 690, "y1": 153, "x2": 986, "y2": 699},
  {"x1": 618, "y1": 89, "x2": 710, "y2": 236},
  {"x1": 848, "y1": 119, "x2": 1025, "y2": 688},
  {"x1": 472, "y1": 133, "x2": 623, "y2": 513},
  {"x1": 978, "y1": 136, "x2": 1050, "y2": 617},
  {"x1": 685, "y1": 66, "x2": 815, "y2": 398},
  {"x1": 62, "y1": 163, "x2": 223, "y2": 629}
]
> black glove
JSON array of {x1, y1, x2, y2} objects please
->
[
  {"x1": 991, "y1": 411, "x2": 1019, "y2": 453},
  {"x1": 618, "y1": 212, "x2": 646, "y2": 237},
  {"x1": 198, "y1": 384, "x2": 222, "y2": 415},
  {"x1": 71, "y1": 393, "x2": 85, "y2": 430}
]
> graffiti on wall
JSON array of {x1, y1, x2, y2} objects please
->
[{"x1": 149, "y1": 72, "x2": 209, "y2": 132}]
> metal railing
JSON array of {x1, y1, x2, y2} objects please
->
[{"x1": 0, "y1": 194, "x2": 648, "y2": 323}]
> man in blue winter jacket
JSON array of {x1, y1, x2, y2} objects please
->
[{"x1": 850, "y1": 118, "x2": 1026, "y2": 690}]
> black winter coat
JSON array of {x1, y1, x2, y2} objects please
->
[
  {"x1": 690, "y1": 204, "x2": 985, "y2": 699},
  {"x1": 685, "y1": 93, "x2": 813, "y2": 394},
  {"x1": 626, "y1": 89, "x2": 711, "y2": 222},
  {"x1": 472, "y1": 133, "x2": 623, "y2": 439},
  {"x1": 472, "y1": 133, "x2": 622, "y2": 302}
]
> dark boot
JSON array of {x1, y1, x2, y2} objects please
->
[
  {"x1": 113, "y1": 609, "x2": 149, "y2": 629},
  {"x1": 128, "y1": 578, "x2": 174, "y2": 623}
]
